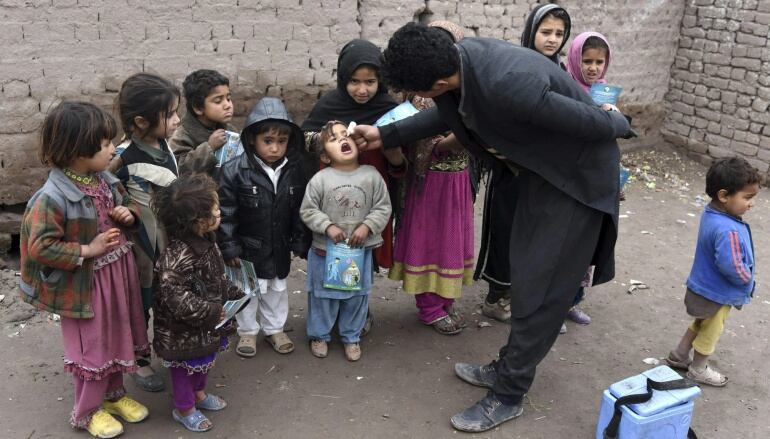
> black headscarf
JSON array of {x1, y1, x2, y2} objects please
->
[
  {"x1": 520, "y1": 4, "x2": 571, "y2": 65},
  {"x1": 301, "y1": 39, "x2": 398, "y2": 131}
]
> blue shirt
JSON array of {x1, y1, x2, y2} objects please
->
[{"x1": 687, "y1": 205, "x2": 755, "y2": 306}]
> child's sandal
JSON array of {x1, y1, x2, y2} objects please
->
[
  {"x1": 665, "y1": 351, "x2": 692, "y2": 371},
  {"x1": 429, "y1": 315, "x2": 463, "y2": 335},
  {"x1": 196, "y1": 393, "x2": 227, "y2": 411},
  {"x1": 687, "y1": 364, "x2": 728, "y2": 387},
  {"x1": 266, "y1": 332, "x2": 294, "y2": 354},
  {"x1": 172, "y1": 409, "x2": 212, "y2": 432}
]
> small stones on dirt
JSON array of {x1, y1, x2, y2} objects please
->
[{"x1": 477, "y1": 321, "x2": 492, "y2": 328}]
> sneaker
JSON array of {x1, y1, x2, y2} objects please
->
[
  {"x1": 481, "y1": 298, "x2": 511, "y2": 323},
  {"x1": 344, "y1": 343, "x2": 362, "y2": 361},
  {"x1": 102, "y1": 395, "x2": 149, "y2": 423},
  {"x1": 454, "y1": 362, "x2": 496, "y2": 388},
  {"x1": 86, "y1": 409, "x2": 123, "y2": 438},
  {"x1": 559, "y1": 323, "x2": 567, "y2": 334},
  {"x1": 450, "y1": 393, "x2": 524, "y2": 432},
  {"x1": 310, "y1": 339, "x2": 328, "y2": 358},
  {"x1": 566, "y1": 306, "x2": 592, "y2": 325}
]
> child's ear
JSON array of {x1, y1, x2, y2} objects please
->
[
  {"x1": 716, "y1": 189, "x2": 730, "y2": 203},
  {"x1": 133, "y1": 115, "x2": 149, "y2": 131},
  {"x1": 192, "y1": 105, "x2": 205, "y2": 117}
]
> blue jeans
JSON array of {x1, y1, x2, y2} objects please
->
[{"x1": 306, "y1": 292, "x2": 369, "y2": 344}]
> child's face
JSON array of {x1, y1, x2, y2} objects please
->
[
  {"x1": 581, "y1": 48, "x2": 608, "y2": 85},
  {"x1": 198, "y1": 194, "x2": 221, "y2": 235},
  {"x1": 195, "y1": 85, "x2": 233, "y2": 126},
  {"x1": 254, "y1": 128, "x2": 289, "y2": 166},
  {"x1": 322, "y1": 123, "x2": 358, "y2": 166},
  {"x1": 150, "y1": 98, "x2": 181, "y2": 140},
  {"x1": 533, "y1": 16, "x2": 566, "y2": 57},
  {"x1": 718, "y1": 183, "x2": 760, "y2": 217},
  {"x1": 79, "y1": 138, "x2": 116, "y2": 173},
  {"x1": 346, "y1": 66, "x2": 379, "y2": 104}
]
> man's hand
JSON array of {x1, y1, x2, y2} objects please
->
[
  {"x1": 351, "y1": 125, "x2": 383, "y2": 151},
  {"x1": 325, "y1": 224, "x2": 346, "y2": 244},
  {"x1": 209, "y1": 129, "x2": 228, "y2": 150},
  {"x1": 348, "y1": 224, "x2": 370, "y2": 248}
]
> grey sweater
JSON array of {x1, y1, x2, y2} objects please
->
[{"x1": 300, "y1": 165, "x2": 392, "y2": 251}]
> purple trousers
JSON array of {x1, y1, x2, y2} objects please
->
[
  {"x1": 170, "y1": 367, "x2": 209, "y2": 411},
  {"x1": 415, "y1": 292, "x2": 455, "y2": 324}
]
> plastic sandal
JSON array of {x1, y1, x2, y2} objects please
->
[
  {"x1": 665, "y1": 351, "x2": 692, "y2": 371},
  {"x1": 236, "y1": 335, "x2": 257, "y2": 358},
  {"x1": 429, "y1": 315, "x2": 463, "y2": 335},
  {"x1": 196, "y1": 393, "x2": 227, "y2": 411},
  {"x1": 265, "y1": 332, "x2": 294, "y2": 354},
  {"x1": 687, "y1": 364, "x2": 728, "y2": 387},
  {"x1": 172, "y1": 409, "x2": 212, "y2": 432}
]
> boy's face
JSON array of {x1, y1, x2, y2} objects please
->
[
  {"x1": 322, "y1": 123, "x2": 358, "y2": 166},
  {"x1": 581, "y1": 48, "x2": 608, "y2": 85},
  {"x1": 194, "y1": 85, "x2": 233, "y2": 125},
  {"x1": 254, "y1": 127, "x2": 289, "y2": 166},
  {"x1": 346, "y1": 66, "x2": 379, "y2": 104},
  {"x1": 719, "y1": 183, "x2": 760, "y2": 217},
  {"x1": 533, "y1": 16, "x2": 566, "y2": 57}
]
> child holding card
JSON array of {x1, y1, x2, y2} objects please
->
[{"x1": 300, "y1": 120, "x2": 392, "y2": 361}]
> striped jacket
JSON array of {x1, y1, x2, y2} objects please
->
[
  {"x1": 687, "y1": 205, "x2": 755, "y2": 306},
  {"x1": 19, "y1": 168, "x2": 137, "y2": 318}
]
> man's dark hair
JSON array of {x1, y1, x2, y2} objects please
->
[
  {"x1": 381, "y1": 22, "x2": 460, "y2": 92},
  {"x1": 705, "y1": 157, "x2": 761, "y2": 198},
  {"x1": 182, "y1": 69, "x2": 230, "y2": 115},
  {"x1": 152, "y1": 173, "x2": 220, "y2": 239}
]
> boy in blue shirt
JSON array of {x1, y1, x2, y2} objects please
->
[{"x1": 666, "y1": 157, "x2": 760, "y2": 387}]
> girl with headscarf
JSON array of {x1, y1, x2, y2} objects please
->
[
  {"x1": 566, "y1": 32, "x2": 612, "y2": 92},
  {"x1": 387, "y1": 21, "x2": 474, "y2": 335},
  {"x1": 474, "y1": 4, "x2": 572, "y2": 325}
]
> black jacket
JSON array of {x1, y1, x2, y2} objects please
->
[
  {"x1": 216, "y1": 98, "x2": 311, "y2": 279},
  {"x1": 380, "y1": 38, "x2": 632, "y2": 286}
]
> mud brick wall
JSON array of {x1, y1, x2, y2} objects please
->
[
  {"x1": 1, "y1": 0, "x2": 685, "y2": 208},
  {"x1": 662, "y1": 0, "x2": 770, "y2": 178}
]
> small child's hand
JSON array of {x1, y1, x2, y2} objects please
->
[
  {"x1": 326, "y1": 224, "x2": 346, "y2": 244},
  {"x1": 109, "y1": 206, "x2": 135, "y2": 226},
  {"x1": 348, "y1": 224, "x2": 370, "y2": 248},
  {"x1": 225, "y1": 257, "x2": 241, "y2": 267},
  {"x1": 209, "y1": 129, "x2": 227, "y2": 150},
  {"x1": 84, "y1": 228, "x2": 121, "y2": 258},
  {"x1": 601, "y1": 103, "x2": 620, "y2": 112}
]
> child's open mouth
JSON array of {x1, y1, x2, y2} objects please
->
[{"x1": 341, "y1": 141, "x2": 352, "y2": 153}]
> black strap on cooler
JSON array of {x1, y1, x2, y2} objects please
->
[{"x1": 602, "y1": 377, "x2": 698, "y2": 439}]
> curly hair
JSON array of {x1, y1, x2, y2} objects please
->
[
  {"x1": 182, "y1": 69, "x2": 230, "y2": 115},
  {"x1": 312, "y1": 120, "x2": 346, "y2": 156},
  {"x1": 39, "y1": 101, "x2": 118, "y2": 168},
  {"x1": 381, "y1": 22, "x2": 460, "y2": 92},
  {"x1": 152, "y1": 173, "x2": 220, "y2": 238},
  {"x1": 705, "y1": 157, "x2": 761, "y2": 198}
]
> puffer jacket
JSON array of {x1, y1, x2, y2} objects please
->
[
  {"x1": 153, "y1": 233, "x2": 244, "y2": 361},
  {"x1": 216, "y1": 97, "x2": 311, "y2": 279}
]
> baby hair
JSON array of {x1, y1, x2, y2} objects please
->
[
  {"x1": 39, "y1": 101, "x2": 118, "y2": 168},
  {"x1": 251, "y1": 120, "x2": 292, "y2": 138},
  {"x1": 314, "y1": 120, "x2": 346, "y2": 156},
  {"x1": 182, "y1": 69, "x2": 230, "y2": 115},
  {"x1": 152, "y1": 173, "x2": 219, "y2": 239},
  {"x1": 117, "y1": 72, "x2": 180, "y2": 139},
  {"x1": 705, "y1": 157, "x2": 761, "y2": 198},
  {"x1": 583, "y1": 36, "x2": 609, "y2": 54},
  {"x1": 542, "y1": 9, "x2": 571, "y2": 31}
]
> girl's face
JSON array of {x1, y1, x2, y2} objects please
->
[
  {"x1": 149, "y1": 98, "x2": 181, "y2": 140},
  {"x1": 534, "y1": 16, "x2": 566, "y2": 57},
  {"x1": 78, "y1": 138, "x2": 116, "y2": 173},
  {"x1": 581, "y1": 48, "x2": 608, "y2": 85},
  {"x1": 322, "y1": 123, "x2": 358, "y2": 166},
  {"x1": 197, "y1": 194, "x2": 221, "y2": 235},
  {"x1": 346, "y1": 66, "x2": 379, "y2": 104}
]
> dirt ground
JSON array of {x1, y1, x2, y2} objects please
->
[{"x1": 0, "y1": 145, "x2": 768, "y2": 439}]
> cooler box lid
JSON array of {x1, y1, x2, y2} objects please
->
[{"x1": 608, "y1": 365, "x2": 701, "y2": 417}]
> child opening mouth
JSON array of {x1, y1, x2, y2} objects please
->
[{"x1": 340, "y1": 140, "x2": 353, "y2": 153}]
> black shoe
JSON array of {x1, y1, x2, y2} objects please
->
[
  {"x1": 130, "y1": 370, "x2": 165, "y2": 392},
  {"x1": 360, "y1": 312, "x2": 373, "y2": 337},
  {"x1": 450, "y1": 393, "x2": 523, "y2": 432},
  {"x1": 454, "y1": 362, "x2": 496, "y2": 388}
]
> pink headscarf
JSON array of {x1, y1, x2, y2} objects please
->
[{"x1": 566, "y1": 32, "x2": 611, "y2": 92}]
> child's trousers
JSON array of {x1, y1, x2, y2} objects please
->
[
  {"x1": 71, "y1": 372, "x2": 125, "y2": 428},
  {"x1": 307, "y1": 292, "x2": 368, "y2": 344},
  {"x1": 236, "y1": 278, "x2": 288, "y2": 336},
  {"x1": 170, "y1": 367, "x2": 208, "y2": 412},
  {"x1": 690, "y1": 304, "x2": 731, "y2": 356}
]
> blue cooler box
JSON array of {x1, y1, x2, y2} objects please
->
[{"x1": 595, "y1": 366, "x2": 701, "y2": 439}]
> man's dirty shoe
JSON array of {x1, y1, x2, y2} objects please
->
[
  {"x1": 481, "y1": 298, "x2": 511, "y2": 323},
  {"x1": 310, "y1": 339, "x2": 328, "y2": 358},
  {"x1": 454, "y1": 362, "x2": 496, "y2": 388},
  {"x1": 102, "y1": 395, "x2": 149, "y2": 423},
  {"x1": 86, "y1": 409, "x2": 123, "y2": 438},
  {"x1": 450, "y1": 392, "x2": 523, "y2": 432}
]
